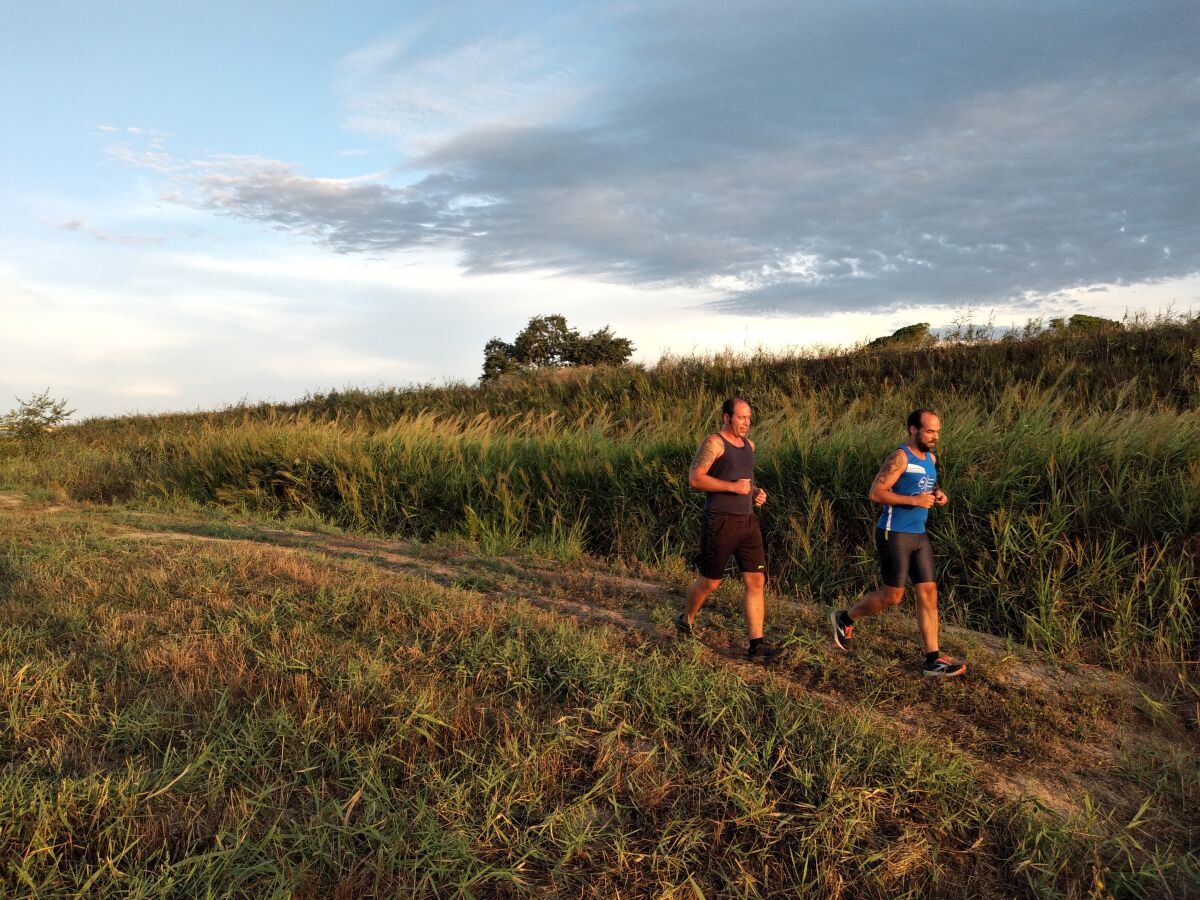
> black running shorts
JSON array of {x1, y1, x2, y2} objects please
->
[
  {"x1": 875, "y1": 528, "x2": 935, "y2": 587},
  {"x1": 695, "y1": 513, "x2": 766, "y2": 580}
]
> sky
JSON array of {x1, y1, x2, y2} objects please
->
[{"x1": 2, "y1": 0, "x2": 1198, "y2": 420}]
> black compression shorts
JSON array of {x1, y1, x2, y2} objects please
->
[
  {"x1": 875, "y1": 528, "x2": 935, "y2": 587},
  {"x1": 695, "y1": 513, "x2": 766, "y2": 580}
]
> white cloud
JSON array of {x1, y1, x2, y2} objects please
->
[
  {"x1": 338, "y1": 29, "x2": 586, "y2": 149},
  {"x1": 51, "y1": 217, "x2": 164, "y2": 246},
  {"x1": 104, "y1": 141, "x2": 182, "y2": 175}
]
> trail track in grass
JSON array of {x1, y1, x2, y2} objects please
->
[{"x1": 90, "y1": 502, "x2": 1196, "y2": 832}]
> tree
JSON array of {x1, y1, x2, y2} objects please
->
[
  {"x1": 481, "y1": 315, "x2": 635, "y2": 382},
  {"x1": 1048, "y1": 313, "x2": 1121, "y2": 332},
  {"x1": 1, "y1": 389, "x2": 74, "y2": 441},
  {"x1": 511, "y1": 314, "x2": 575, "y2": 368},
  {"x1": 565, "y1": 326, "x2": 636, "y2": 366},
  {"x1": 866, "y1": 323, "x2": 936, "y2": 350},
  {"x1": 481, "y1": 338, "x2": 522, "y2": 382}
]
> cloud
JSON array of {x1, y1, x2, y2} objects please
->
[
  {"x1": 186, "y1": 156, "x2": 471, "y2": 251},
  {"x1": 337, "y1": 24, "x2": 588, "y2": 150},
  {"x1": 117, "y1": 0, "x2": 1200, "y2": 315},
  {"x1": 53, "y1": 218, "x2": 163, "y2": 246}
]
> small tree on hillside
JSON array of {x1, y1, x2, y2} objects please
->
[
  {"x1": 565, "y1": 325, "x2": 636, "y2": 366},
  {"x1": 511, "y1": 314, "x2": 576, "y2": 368},
  {"x1": 1048, "y1": 313, "x2": 1122, "y2": 332},
  {"x1": 866, "y1": 323, "x2": 936, "y2": 350},
  {"x1": 481, "y1": 315, "x2": 635, "y2": 382},
  {"x1": 1, "y1": 389, "x2": 74, "y2": 442},
  {"x1": 481, "y1": 338, "x2": 523, "y2": 382}
]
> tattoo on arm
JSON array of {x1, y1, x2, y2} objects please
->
[
  {"x1": 690, "y1": 435, "x2": 723, "y2": 474},
  {"x1": 872, "y1": 448, "x2": 907, "y2": 491}
]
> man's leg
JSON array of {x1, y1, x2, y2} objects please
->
[
  {"x1": 834, "y1": 582, "x2": 904, "y2": 652},
  {"x1": 839, "y1": 528, "x2": 909, "y2": 632},
  {"x1": 914, "y1": 582, "x2": 939, "y2": 653},
  {"x1": 911, "y1": 534, "x2": 943, "y2": 654},
  {"x1": 915, "y1": 579, "x2": 965, "y2": 675},
  {"x1": 848, "y1": 584, "x2": 906, "y2": 622},
  {"x1": 910, "y1": 534, "x2": 965, "y2": 674},
  {"x1": 682, "y1": 512, "x2": 729, "y2": 631},
  {"x1": 742, "y1": 570, "x2": 782, "y2": 661},
  {"x1": 741, "y1": 571, "x2": 766, "y2": 640},
  {"x1": 735, "y1": 514, "x2": 769, "y2": 639},
  {"x1": 682, "y1": 576, "x2": 722, "y2": 624}
]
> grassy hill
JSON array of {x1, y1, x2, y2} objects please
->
[
  {"x1": 1, "y1": 314, "x2": 1197, "y2": 895},
  {"x1": 14, "y1": 314, "x2": 1200, "y2": 674}
]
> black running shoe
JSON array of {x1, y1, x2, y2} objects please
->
[
  {"x1": 675, "y1": 613, "x2": 693, "y2": 637},
  {"x1": 831, "y1": 610, "x2": 855, "y2": 652},
  {"x1": 922, "y1": 655, "x2": 967, "y2": 677},
  {"x1": 747, "y1": 640, "x2": 784, "y2": 663}
]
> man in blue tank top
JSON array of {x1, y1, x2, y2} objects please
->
[
  {"x1": 830, "y1": 409, "x2": 967, "y2": 677},
  {"x1": 676, "y1": 397, "x2": 784, "y2": 662}
]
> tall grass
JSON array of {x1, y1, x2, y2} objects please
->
[
  {"x1": 49, "y1": 311, "x2": 1200, "y2": 443},
  {"x1": 6, "y1": 317, "x2": 1198, "y2": 677}
]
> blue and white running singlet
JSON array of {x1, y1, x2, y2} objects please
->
[{"x1": 877, "y1": 445, "x2": 937, "y2": 535}]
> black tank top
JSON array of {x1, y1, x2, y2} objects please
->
[{"x1": 704, "y1": 434, "x2": 755, "y2": 515}]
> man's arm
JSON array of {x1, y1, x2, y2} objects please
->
[
  {"x1": 930, "y1": 453, "x2": 948, "y2": 505},
  {"x1": 689, "y1": 434, "x2": 751, "y2": 494},
  {"x1": 868, "y1": 448, "x2": 934, "y2": 508},
  {"x1": 745, "y1": 437, "x2": 767, "y2": 505}
]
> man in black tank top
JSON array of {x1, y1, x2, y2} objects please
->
[{"x1": 676, "y1": 397, "x2": 783, "y2": 662}]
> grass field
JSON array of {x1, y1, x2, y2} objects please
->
[
  {"x1": 0, "y1": 495, "x2": 1196, "y2": 897},
  {"x1": 1, "y1": 315, "x2": 1198, "y2": 896}
]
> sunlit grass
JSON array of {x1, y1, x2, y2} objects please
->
[{"x1": 1, "y1": 507, "x2": 1195, "y2": 896}]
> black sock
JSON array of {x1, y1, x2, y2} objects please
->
[
  {"x1": 925, "y1": 651, "x2": 940, "y2": 665},
  {"x1": 749, "y1": 637, "x2": 764, "y2": 651},
  {"x1": 839, "y1": 610, "x2": 854, "y2": 626}
]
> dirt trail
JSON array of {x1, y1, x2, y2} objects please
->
[{"x1": 0, "y1": 492, "x2": 67, "y2": 513}]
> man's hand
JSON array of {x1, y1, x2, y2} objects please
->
[
  {"x1": 911, "y1": 492, "x2": 936, "y2": 509},
  {"x1": 932, "y1": 487, "x2": 949, "y2": 506},
  {"x1": 754, "y1": 487, "x2": 767, "y2": 507},
  {"x1": 731, "y1": 478, "x2": 753, "y2": 495}
]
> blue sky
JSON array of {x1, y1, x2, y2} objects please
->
[{"x1": 3, "y1": 0, "x2": 1198, "y2": 419}]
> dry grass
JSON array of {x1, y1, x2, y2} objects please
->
[{"x1": 0, "y1": 497, "x2": 1196, "y2": 897}]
